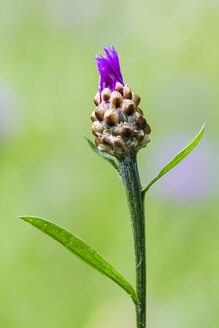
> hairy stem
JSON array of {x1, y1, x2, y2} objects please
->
[{"x1": 119, "y1": 151, "x2": 146, "y2": 328}]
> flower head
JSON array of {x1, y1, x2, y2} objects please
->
[
  {"x1": 92, "y1": 46, "x2": 151, "y2": 159},
  {"x1": 95, "y1": 45, "x2": 124, "y2": 95}
]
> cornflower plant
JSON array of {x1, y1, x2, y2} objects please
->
[{"x1": 18, "y1": 45, "x2": 205, "y2": 328}]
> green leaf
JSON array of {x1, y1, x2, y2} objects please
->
[
  {"x1": 142, "y1": 124, "x2": 206, "y2": 195},
  {"x1": 84, "y1": 137, "x2": 120, "y2": 175},
  {"x1": 18, "y1": 216, "x2": 138, "y2": 305}
]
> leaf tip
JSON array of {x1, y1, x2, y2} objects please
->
[
  {"x1": 17, "y1": 215, "x2": 30, "y2": 222},
  {"x1": 17, "y1": 216, "x2": 40, "y2": 223},
  {"x1": 201, "y1": 122, "x2": 206, "y2": 128},
  {"x1": 84, "y1": 135, "x2": 91, "y2": 142},
  {"x1": 198, "y1": 123, "x2": 206, "y2": 139},
  {"x1": 17, "y1": 215, "x2": 24, "y2": 220}
]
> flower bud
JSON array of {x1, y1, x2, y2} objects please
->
[
  {"x1": 91, "y1": 111, "x2": 97, "y2": 122},
  {"x1": 132, "y1": 93, "x2": 141, "y2": 106},
  {"x1": 144, "y1": 124, "x2": 151, "y2": 134},
  {"x1": 98, "y1": 143, "x2": 112, "y2": 153},
  {"x1": 113, "y1": 137, "x2": 125, "y2": 148},
  {"x1": 135, "y1": 114, "x2": 147, "y2": 129},
  {"x1": 123, "y1": 85, "x2": 132, "y2": 99},
  {"x1": 94, "y1": 92, "x2": 100, "y2": 106},
  {"x1": 93, "y1": 45, "x2": 151, "y2": 158},
  {"x1": 137, "y1": 107, "x2": 143, "y2": 115},
  {"x1": 115, "y1": 124, "x2": 135, "y2": 138},
  {"x1": 115, "y1": 82, "x2": 124, "y2": 95},
  {"x1": 100, "y1": 133, "x2": 111, "y2": 144},
  {"x1": 122, "y1": 99, "x2": 136, "y2": 115},
  {"x1": 92, "y1": 121, "x2": 103, "y2": 135},
  {"x1": 143, "y1": 134, "x2": 150, "y2": 144},
  {"x1": 137, "y1": 130, "x2": 145, "y2": 142},
  {"x1": 104, "y1": 109, "x2": 119, "y2": 126},
  {"x1": 95, "y1": 137, "x2": 100, "y2": 146},
  {"x1": 95, "y1": 105, "x2": 105, "y2": 120},
  {"x1": 111, "y1": 91, "x2": 123, "y2": 108},
  {"x1": 101, "y1": 88, "x2": 111, "y2": 102}
]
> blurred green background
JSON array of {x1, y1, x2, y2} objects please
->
[{"x1": 0, "y1": 0, "x2": 218, "y2": 327}]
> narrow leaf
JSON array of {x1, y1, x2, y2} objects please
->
[
  {"x1": 85, "y1": 137, "x2": 120, "y2": 175},
  {"x1": 142, "y1": 124, "x2": 205, "y2": 195},
  {"x1": 18, "y1": 216, "x2": 138, "y2": 305}
]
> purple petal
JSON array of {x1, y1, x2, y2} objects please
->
[{"x1": 95, "y1": 45, "x2": 124, "y2": 95}]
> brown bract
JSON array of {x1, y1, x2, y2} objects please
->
[
  {"x1": 92, "y1": 121, "x2": 103, "y2": 135},
  {"x1": 104, "y1": 109, "x2": 119, "y2": 126},
  {"x1": 132, "y1": 93, "x2": 141, "y2": 106},
  {"x1": 115, "y1": 82, "x2": 123, "y2": 95},
  {"x1": 123, "y1": 85, "x2": 132, "y2": 99},
  {"x1": 101, "y1": 88, "x2": 111, "y2": 102},
  {"x1": 94, "y1": 93, "x2": 100, "y2": 106},
  {"x1": 122, "y1": 99, "x2": 136, "y2": 115},
  {"x1": 95, "y1": 105, "x2": 105, "y2": 120},
  {"x1": 111, "y1": 91, "x2": 123, "y2": 108}
]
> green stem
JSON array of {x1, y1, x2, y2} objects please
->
[{"x1": 119, "y1": 151, "x2": 146, "y2": 328}]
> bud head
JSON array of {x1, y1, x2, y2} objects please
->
[{"x1": 93, "y1": 46, "x2": 151, "y2": 159}]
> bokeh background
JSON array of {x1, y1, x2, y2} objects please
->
[{"x1": 0, "y1": 0, "x2": 218, "y2": 327}]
